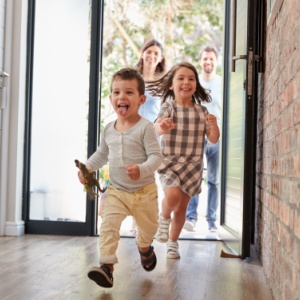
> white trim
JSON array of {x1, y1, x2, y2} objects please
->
[
  {"x1": 0, "y1": 0, "x2": 12, "y2": 236},
  {"x1": 267, "y1": 0, "x2": 284, "y2": 25},
  {"x1": 0, "y1": 0, "x2": 27, "y2": 236},
  {"x1": 5, "y1": 220, "x2": 25, "y2": 236}
]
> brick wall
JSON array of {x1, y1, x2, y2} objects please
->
[{"x1": 256, "y1": 0, "x2": 300, "y2": 299}]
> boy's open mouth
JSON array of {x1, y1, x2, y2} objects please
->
[{"x1": 117, "y1": 104, "x2": 129, "y2": 115}]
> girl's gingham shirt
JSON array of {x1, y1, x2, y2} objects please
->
[{"x1": 157, "y1": 100, "x2": 209, "y2": 196}]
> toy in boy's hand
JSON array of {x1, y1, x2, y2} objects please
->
[{"x1": 75, "y1": 159, "x2": 107, "y2": 200}]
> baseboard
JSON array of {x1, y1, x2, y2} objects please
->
[{"x1": 5, "y1": 220, "x2": 25, "y2": 236}]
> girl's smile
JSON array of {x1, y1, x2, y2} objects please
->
[{"x1": 169, "y1": 67, "x2": 197, "y2": 105}]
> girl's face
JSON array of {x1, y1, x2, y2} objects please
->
[
  {"x1": 142, "y1": 45, "x2": 163, "y2": 70},
  {"x1": 169, "y1": 67, "x2": 197, "y2": 102}
]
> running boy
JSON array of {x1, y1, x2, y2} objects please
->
[{"x1": 77, "y1": 68, "x2": 162, "y2": 288}]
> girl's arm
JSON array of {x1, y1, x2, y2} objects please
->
[
  {"x1": 206, "y1": 114, "x2": 220, "y2": 144},
  {"x1": 154, "y1": 117, "x2": 176, "y2": 136}
]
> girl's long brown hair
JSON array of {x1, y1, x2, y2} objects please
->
[{"x1": 147, "y1": 62, "x2": 211, "y2": 105}]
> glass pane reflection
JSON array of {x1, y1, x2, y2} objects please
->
[{"x1": 30, "y1": 0, "x2": 91, "y2": 222}]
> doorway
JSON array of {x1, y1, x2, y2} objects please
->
[
  {"x1": 23, "y1": 0, "x2": 262, "y2": 259},
  {"x1": 97, "y1": 0, "x2": 225, "y2": 240}
]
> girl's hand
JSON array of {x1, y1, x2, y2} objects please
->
[
  {"x1": 206, "y1": 114, "x2": 220, "y2": 143},
  {"x1": 155, "y1": 117, "x2": 176, "y2": 135},
  {"x1": 125, "y1": 164, "x2": 140, "y2": 180},
  {"x1": 161, "y1": 117, "x2": 176, "y2": 131},
  {"x1": 206, "y1": 114, "x2": 217, "y2": 127}
]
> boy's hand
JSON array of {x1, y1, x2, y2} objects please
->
[
  {"x1": 75, "y1": 159, "x2": 106, "y2": 200},
  {"x1": 78, "y1": 170, "x2": 88, "y2": 184},
  {"x1": 125, "y1": 164, "x2": 140, "y2": 180}
]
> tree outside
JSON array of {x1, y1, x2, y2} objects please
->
[{"x1": 100, "y1": 0, "x2": 224, "y2": 129}]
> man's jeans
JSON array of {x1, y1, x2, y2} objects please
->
[{"x1": 186, "y1": 139, "x2": 220, "y2": 222}]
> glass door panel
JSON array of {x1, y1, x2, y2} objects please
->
[
  {"x1": 220, "y1": 0, "x2": 259, "y2": 258},
  {"x1": 29, "y1": 0, "x2": 91, "y2": 222},
  {"x1": 98, "y1": 0, "x2": 224, "y2": 239}
]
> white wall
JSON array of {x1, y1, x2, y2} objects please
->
[
  {"x1": 0, "y1": 0, "x2": 6, "y2": 172},
  {"x1": 0, "y1": 0, "x2": 27, "y2": 236},
  {"x1": 0, "y1": 0, "x2": 7, "y2": 235},
  {"x1": 0, "y1": 0, "x2": 4, "y2": 71}
]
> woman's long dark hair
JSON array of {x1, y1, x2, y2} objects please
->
[
  {"x1": 135, "y1": 39, "x2": 167, "y2": 77},
  {"x1": 147, "y1": 62, "x2": 211, "y2": 105}
]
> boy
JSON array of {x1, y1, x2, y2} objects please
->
[{"x1": 77, "y1": 68, "x2": 162, "y2": 288}]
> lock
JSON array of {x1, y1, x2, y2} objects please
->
[
  {"x1": 0, "y1": 72, "x2": 9, "y2": 109},
  {"x1": 0, "y1": 71, "x2": 9, "y2": 89}
]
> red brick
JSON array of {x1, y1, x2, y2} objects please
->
[
  {"x1": 294, "y1": 99, "x2": 300, "y2": 125},
  {"x1": 294, "y1": 211, "x2": 300, "y2": 239},
  {"x1": 294, "y1": 154, "x2": 300, "y2": 177},
  {"x1": 295, "y1": 72, "x2": 300, "y2": 101}
]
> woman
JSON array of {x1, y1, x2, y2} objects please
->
[
  {"x1": 130, "y1": 39, "x2": 167, "y2": 236},
  {"x1": 136, "y1": 39, "x2": 167, "y2": 123}
]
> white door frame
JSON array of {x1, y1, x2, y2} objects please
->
[{"x1": 0, "y1": 0, "x2": 27, "y2": 236}]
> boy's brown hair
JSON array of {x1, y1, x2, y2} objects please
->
[{"x1": 110, "y1": 68, "x2": 145, "y2": 95}]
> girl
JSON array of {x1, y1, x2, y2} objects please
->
[{"x1": 151, "y1": 62, "x2": 220, "y2": 259}]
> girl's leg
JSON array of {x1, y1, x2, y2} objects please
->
[
  {"x1": 156, "y1": 187, "x2": 189, "y2": 243},
  {"x1": 169, "y1": 189, "x2": 190, "y2": 241},
  {"x1": 161, "y1": 187, "x2": 183, "y2": 218},
  {"x1": 156, "y1": 187, "x2": 181, "y2": 243},
  {"x1": 163, "y1": 188, "x2": 190, "y2": 259}
]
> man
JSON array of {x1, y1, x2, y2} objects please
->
[{"x1": 184, "y1": 46, "x2": 222, "y2": 232}]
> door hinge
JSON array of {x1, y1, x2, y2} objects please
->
[{"x1": 247, "y1": 51, "x2": 253, "y2": 96}]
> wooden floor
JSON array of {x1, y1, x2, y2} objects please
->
[{"x1": 0, "y1": 235, "x2": 273, "y2": 300}]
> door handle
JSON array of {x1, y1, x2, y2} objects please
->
[
  {"x1": 232, "y1": 55, "x2": 247, "y2": 61},
  {"x1": 230, "y1": 0, "x2": 248, "y2": 71}
]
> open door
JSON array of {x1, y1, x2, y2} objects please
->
[
  {"x1": 23, "y1": 0, "x2": 104, "y2": 236},
  {"x1": 220, "y1": 0, "x2": 263, "y2": 258}
]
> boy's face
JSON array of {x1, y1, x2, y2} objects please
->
[{"x1": 109, "y1": 78, "x2": 146, "y2": 119}]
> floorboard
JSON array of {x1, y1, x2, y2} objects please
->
[{"x1": 0, "y1": 235, "x2": 273, "y2": 300}]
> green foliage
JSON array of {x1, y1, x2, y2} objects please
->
[{"x1": 100, "y1": 0, "x2": 224, "y2": 129}]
